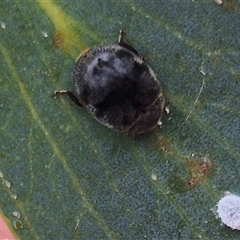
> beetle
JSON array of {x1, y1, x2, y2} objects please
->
[{"x1": 53, "y1": 30, "x2": 165, "y2": 137}]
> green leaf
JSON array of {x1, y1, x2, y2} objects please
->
[{"x1": 1, "y1": 0, "x2": 240, "y2": 239}]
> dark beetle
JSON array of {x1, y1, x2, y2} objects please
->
[{"x1": 53, "y1": 30, "x2": 165, "y2": 137}]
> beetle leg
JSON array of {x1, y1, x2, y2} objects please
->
[
  {"x1": 118, "y1": 29, "x2": 139, "y2": 55},
  {"x1": 53, "y1": 90, "x2": 83, "y2": 107},
  {"x1": 164, "y1": 101, "x2": 170, "y2": 114},
  {"x1": 118, "y1": 29, "x2": 125, "y2": 43}
]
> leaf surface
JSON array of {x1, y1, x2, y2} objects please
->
[{"x1": 1, "y1": 1, "x2": 240, "y2": 239}]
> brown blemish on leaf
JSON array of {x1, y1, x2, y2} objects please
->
[
  {"x1": 154, "y1": 136, "x2": 170, "y2": 153},
  {"x1": 186, "y1": 156, "x2": 212, "y2": 188},
  {"x1": 55, "y1": 31, "x2": 65, "y2": 50},
  {"x1": 223, "y1": 0, "x2": 237, "y2": 11},
  {"x1": 38, "y1": 0, "x2": 87, "y2": 57}
]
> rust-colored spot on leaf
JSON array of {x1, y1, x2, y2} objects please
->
[
  {"x1": 186, "y1": 156, "x2": 212, "y2": 188},
  {"x1": 55, "y1": 31, "x2": 66, "y2": 51},
  {"x1": 223, "y1": 0, "x2": 237, "y2": 11},
  {"x1": 186, "y1": 177, "x2": 199, "y2": 188}
]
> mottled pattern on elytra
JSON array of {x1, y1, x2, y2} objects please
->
[{"x1": 73, "y1": 44, "x2": 165, "y2": 136}]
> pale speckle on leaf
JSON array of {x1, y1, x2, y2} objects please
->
[
  {"x1": 13, "y1": 220, "x2": 23, "y2": 230},
  {"x1": 215, "y1": 0, "x2": 223, "y2": 5},
  {"x1": 4, "y1": 179, "x2": 11, "y2": 188},
  {"x1": 0, "y1": 21, "x2": 6, "y2": 29},
  {"x1": 151, "y1": 173, "x2": 157, "y2": 181},
  {"x1": 10, "y1": 192, "x2": 17, "y2": 200},
  {"x1": 41, "y1": 30, "x2": 48, "y2": 38},
  {"x1": 12, "y1": 211, "x2": 21, "y2": 219}
]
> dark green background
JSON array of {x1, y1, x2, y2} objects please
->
[{"x1": 1, "y1": 0, "x2": 240, "y2": 239}]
